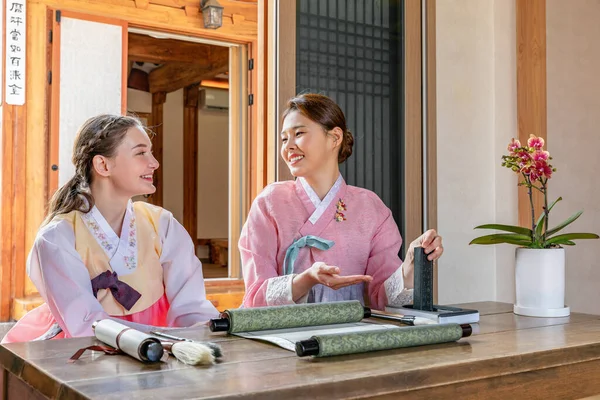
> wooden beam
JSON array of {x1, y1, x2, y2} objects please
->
[
  {"x1": 30, "y1": 0, "x2": 257, "y2": 44},
  {"x1": 149, "y1": 47, "x2": 229, "y2": 93},
  {"x1": 149, "y1": 92, "x2": 166, "y2": 207},
  {"x1": 134, "y1": 0, "x2": 149, "y2": 9},
  {"x1": 128, "y1": 33, "x2": 211, "y2": 65},
  {"x1": 183, "y1": 84, "x2": 199, "y2": 242},
  {"x1": 148, "y1": 0, "x2": 258, "y2": 22},
  {"x1": 516, "y1": 0, "x2": 546, "y2": 230}
]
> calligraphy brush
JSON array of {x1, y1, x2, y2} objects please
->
[{"x1": 150, "y1": 331, "x2": 223, "y2": 366}]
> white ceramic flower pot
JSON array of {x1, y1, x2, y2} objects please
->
[{"x1": 514, "y1": 247, "x2": 570, "y2": 317}]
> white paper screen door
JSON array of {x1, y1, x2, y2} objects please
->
[{"x1": 49, "y1": 11, "x2": 126, "y2": 191}]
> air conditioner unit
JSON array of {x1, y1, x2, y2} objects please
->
[{"x1": 199, "y1": 88, "x2": 229, "y2": 111}]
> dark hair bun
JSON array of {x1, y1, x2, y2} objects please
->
[{"x1": 338, "y1": 129, "x2": 354, "y2": 163}]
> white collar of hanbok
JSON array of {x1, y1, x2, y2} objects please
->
[
  {"x1": 299, "y1": 174, "x2": 343, "y2": 224},
  {"x1": 80, "y1": 200, "x2": 138, "y2": 275}
]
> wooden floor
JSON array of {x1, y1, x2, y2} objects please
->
[{"x1": 202, "y1": 262, "x2": 228, "y2": 279}]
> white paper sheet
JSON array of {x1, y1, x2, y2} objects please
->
[{"x1": 234, "y1": 322, "x2": 400, "y2": 352}]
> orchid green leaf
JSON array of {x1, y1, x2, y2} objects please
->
[
  {"x1": 545, "y1": 233, "x2": 599, "y2": 246},
  {"x1": 473, "y1": 224, "x2": 532, "y2": 236},
  {"x1": 469, "y1": 233, "x2": 533, "y2": 246},
  {"x1": 545, "y1": 211, "x2": 583, "y2": 238}
]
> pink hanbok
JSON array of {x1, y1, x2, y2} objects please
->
[{"x1": 239, "y1": 175, "x2": 413, "y2": 311}]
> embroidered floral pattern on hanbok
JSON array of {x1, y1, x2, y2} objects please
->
[
  {"x1": 334, "y1": 198, "x2": 347, "y2": 222},
  {"x1": 123, "y1": 212, "x2": 137, "y2": 270},
  {"x1": 336, "y1": 199, "x2": 346, "y2": 212},
  {"x1": 81, "y1": 202, "x2": 138, "y2": 271},
  {"x1": 81, "y1": 214, "x2": 115, "y2": 253}
]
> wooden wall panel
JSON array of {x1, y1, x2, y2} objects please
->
[
  {"x1": 516, "y1": 0, "x2": 546, "y2": 230},
  {"x1": 275, "y1": 0, "x2": 295, "y2": 182}
]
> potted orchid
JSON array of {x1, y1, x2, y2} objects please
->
[{"x1": 470, "y1": 135, "x2": 598, "y2": 317}]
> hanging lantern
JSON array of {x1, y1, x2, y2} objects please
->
[{"x1": 201, "y1": 0, "x2": 224, "y2": 29}]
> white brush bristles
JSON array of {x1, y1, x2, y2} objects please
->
[{"x1": 171, "y1": 341, "x2": 215, "y2": 366}]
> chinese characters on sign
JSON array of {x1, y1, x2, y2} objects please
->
[{"x1": 5, "y1": 0, "x2": 26, "y2": 105}]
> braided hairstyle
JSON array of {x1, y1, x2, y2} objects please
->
[
  {"x1": 282, "y1": 93, "x2": 354, "y2": 164},
  {"x1": 44, "y1": 114, "x2": 144, "y2": 225}
]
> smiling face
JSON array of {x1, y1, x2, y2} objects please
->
[
  {"x1": 99, "y1": 126, "x2": 159, "y2": 198},
  {"x1": 280, "y1": 111, "x2": 340, "y2": 179}
]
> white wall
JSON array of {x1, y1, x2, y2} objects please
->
[
  {"x1": 197, "y1": 109, "x2": 229, "y2": 239},
  {"x1": 547, "y1": 0, "x2": 600, "y2": 314},
  {"x1": 492, "y1": 0, "x2": 519, "y2": 304},
  {"x1": 127, "y1": 88, "x2": 152, "y2": 114},
  {"x1": 436, "y1": 0, "x2": 517, "y2": 304}
]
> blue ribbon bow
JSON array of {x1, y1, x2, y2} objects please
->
[{"x1": 282, "y1": 235, "x2": 335, "y2": 275}]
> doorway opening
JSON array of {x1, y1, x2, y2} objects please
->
[{"x1": 126, "y1": 30, "x2": 234, "y2": 280}]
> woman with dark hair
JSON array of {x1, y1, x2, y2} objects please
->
[
  {"x1": 2, "y1": 114, "x2": 218, "y2": 344},
  {"x1": 240, "y1": 93, "x2": 443, "y2": 309}
]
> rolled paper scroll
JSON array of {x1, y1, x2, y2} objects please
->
[
  {"x1": 92, "y1": 319, "x2": 164, "y2": 362},
  {"x1": 209, "y1": 300, "x2": 436, "y2": 333},
  {"x1": 210, "y1": 300, "x2": 365, "y2": 333},
  {"x1": 295, "y1": 323, "x2": 472, "y2": 357}
]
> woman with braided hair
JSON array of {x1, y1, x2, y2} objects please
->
[{"x1": 2, "y1": 114, "x2": 218, "y2": 343}]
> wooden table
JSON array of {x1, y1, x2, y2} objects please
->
[{"x1": 2, "y1": 302, "x2": 600, "y2": 400}]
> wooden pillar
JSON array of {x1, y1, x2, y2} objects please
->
[
  {"x1": 517, "y1": 0, "x2": 546, "y2": 228},
  {"x1": 150, "y1": 92, "x2": 166, "y2": 207},
  {"x1": 426, "y1": 0, "x2": 438, "y2": 303},
  {"x1": 1, "y1": 108, "x2": 15, "y2": 321},
  {"x1": 1, "y1": 105, "x2": 27, "y2": 322},
  {"x1": 404, "y1": 0, "x2": 423, "y2": 253},
  {"x1": 183, "y1": 84, "x2": 199, "y2": 242}
]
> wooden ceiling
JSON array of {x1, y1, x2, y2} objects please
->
[{"x1": 128, "y1": 33, "x2": 229, "y2": 93}]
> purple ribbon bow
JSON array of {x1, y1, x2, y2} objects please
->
[{"x1": 91, "y1": 270, "x2": 141, "y2": 311}]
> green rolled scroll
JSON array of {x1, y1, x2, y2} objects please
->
[
  {"x1": 210, "y1": 300, "x2": 365, "y2": 334},
  {"x1": 296, "y1": 323, "x2": 471, "y2": 357}
]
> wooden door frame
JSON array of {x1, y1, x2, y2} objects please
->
[
  {"x1": 123, "y1": 27, "x2": 252, "y2": 281},
  {"x1": 48, "y1": 10, "x2": 128, "y2": 197}
]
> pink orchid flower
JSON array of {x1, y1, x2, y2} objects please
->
[
  {"x1": 532, "y1": 150, "x2": 550, "y2": 162},
  {"x1": 527, "y1": 134, "x2": 545, "y2": 150},
  {"x1": 534, "y1": 160, "x2": 553, "y2": 178},
  {"x1": 517, "y1": 150, "x2": 531, "y2": 162},
  {"x1": 507, "y1": 138, "x2": 521, "y2": 154}
]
